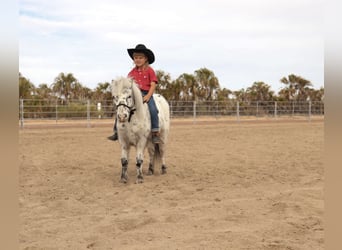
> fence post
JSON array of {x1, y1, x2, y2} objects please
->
[
  {"x1": 274, "y1": 101, "x2": 277, "y2": 119},
  {"x1": 193, "y1": 101, "x2": 196, "y2": 124},
  {"x1": 87, "y1": 100, "x2": 90, "y2": 128},
  {"x1": 256, "y1": 101, "x2": 259, "y2": 118},
  {"x1": 308, "y1": 101, "x2": 312, "y2": 122},
  {"x1": 55, "y1": 99, "x2": 58, "y2": 124},
  {"x1": 236, "y1": 102, "x2": 240, "y2": 122},
  {"x1": 216, "y1": 101, "x2": 219, "y2": 118},
  {"x1": 321, "y1": 101, "x2": 324, "y2": 115},
  {"x1": 292, "y1": 101, "x2": 294, "y2": 117},
  {"x1": 20, "y1": 98, "x2": 24, "y2": 129}
]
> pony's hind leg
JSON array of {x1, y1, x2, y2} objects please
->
[
  {"x1": 147, "y1": 163, "x2": 154, "y2": 175},
  {"x1": 147, "y1": 145, "x2": 154, "y2": 175},
  {"x1": 161, "y1": 163, "x2": 167, "y2": 174},
  {"x1": 160, "y1": 144, "x2": 167, "y2": 174},
  {"x1": 148, "y1": 144, "x2": 166, "y2": 175},
  {"x1": 136, "y1": 158, "x2": 144, "y2": 183}
]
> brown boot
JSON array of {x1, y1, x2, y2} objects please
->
[
  {"x1": 152, "y1": 132, "x2": 161, "y2": 144},
  {"x1": 107, "y1": 132, "x2": 118, "y2": 141}
]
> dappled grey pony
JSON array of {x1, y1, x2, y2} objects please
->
[{"x1": 111, "y1": 77, "x2": 170, "y2": 183}]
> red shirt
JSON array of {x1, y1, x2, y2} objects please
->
[{"x1": 127, "y1": 66, "x2": 158, "y2": 91}]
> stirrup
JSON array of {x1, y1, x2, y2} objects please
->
[{"x1": 152, "y1": 133, "x2": 161, "y2": 144}]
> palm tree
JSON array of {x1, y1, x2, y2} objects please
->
[
  {"x1": 177, "y1": 73, "x2": 198, "y2": 101},
  {"x1": 194, "y1": 68, "x2": 220, "y2": 101},
  {"x1": 277, "y1": 88, "x2": 293, "y2": 101},
  {"x1": 51, "y1": 72, "x2": 80, "y2": 104},
  {"x1": 170, "y1": 78, "x2": 186, "y2": 101},
  {"x1": 156, "y1": 70, "x2": 172, "y2": 99},
  {"x1": 35, "y1": 83, "x2": 52, "y2": 99},
  {"x1": 216, "y1": 87, "x2": 232, "y2": 101},
  {"x1": 71, "y1": 81, "x2": 84, "y2": 100},
  {"x1": 232, "y1": 89, "x2": 247, "y2": 102},
  {"x1": 93, "y1": 82, "x2": 111, "y2": 101},
  {"x1": 19, "y1": 73, "x2": 35, "y2": 99},
  {"x1": 306, "y1": 87, "x2": 324, "y2": 102},
  {"x1": 280, "y1": 74, "x2": 312, "y2": 101},
  {"x1": 246, "y1": 82, "x2": 275, "y2": 102},
  {"x1": 78, "y1": 86, "x2": 93, "y2": 101}
]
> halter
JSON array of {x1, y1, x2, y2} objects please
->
[
  {"x1": 116, "y1": 102, "x2": 136, "y2": 122},
  {"x1": 115, "y1": 82, "x2": 138, "y2": 123}
]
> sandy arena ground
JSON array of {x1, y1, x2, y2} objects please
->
[{"x1": 19, "y1": 119, "x2": 324, "y2": 249}]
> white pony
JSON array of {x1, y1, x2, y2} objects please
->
[{"x1": 111, "y1": 77, "x2": 170, "y2": 183}]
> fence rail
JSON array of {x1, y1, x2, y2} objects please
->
[{"x1": 19, "y1": 99, "x2": 324, "y2": 128}]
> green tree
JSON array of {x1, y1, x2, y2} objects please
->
[
  {"x1": 280, "y1": 74, "x2": 312, "y2": 101},
  {"x1": 156, "y1": 70, "x2": 173, "y2": 99},
  {"x1": 232, "y1": 88, "x2": 247, "y2": 102},
  {"x1": 51, "y1": 72, "x2": 80, "y2": 104},
  {"x1": 194, "y1": 68, "x2": 220, "y2": 100},
  {"x1": 78, "y1": 86, "x2": 93, "y2": 101},
  {"x1": 93, "y1": 82, "x2": 112, "y2": 101},
  {"x1": 306, "y1": 87, "x2": 324, "y2": 102},
  {"x1": 170, "y1": 78, "x2": 186, "y2": 101},
  {"x1": 35, "y1": 83, "x2": 52, "y2": 99},
  {"x1": 176, "y1": 73, "x2": 198, "y2": 101},
  {"x1": 246, "y1": 82, "x2": 275, "y2": 102},
  {"x1": 277, "y1": 88, "x2": 292, "y2": 101},
  {"x1": 216, "y1": 88, "x2": 232, "y2": 101},
  {"x1": 19, "y1": 73, "x2": 35, "y2": 99}
]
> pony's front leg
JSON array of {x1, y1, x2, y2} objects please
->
[
  {"x1": 120, "y1": 145, "x2": 129, "y2": 183},
  {"x1": 135, "y1": 141, "x2": 146, "y2": 184},
  {"x1": 120, "y1": 158, "x2": 128, "y2": 183},
  {"x1": 135, "y1": 157, "x2": 143, "y2": 184}
]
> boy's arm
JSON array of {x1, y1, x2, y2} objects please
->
[{"x1": 143, "y1": 82, "x2": 157, "y2": 103}]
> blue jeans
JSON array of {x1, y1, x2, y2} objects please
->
[
  {"x1": 141, "y1": 90, "x2": 159, "y2": 132},
  {"x1": 113, "y1": 91, "x2": 159, "y2": 132}
]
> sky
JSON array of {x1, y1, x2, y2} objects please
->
[{"x1": 19, "y1": 0, "x2": 324, "y2": 93}]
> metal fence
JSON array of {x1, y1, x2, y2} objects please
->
[
  {"x1": 19, "y1": 98, "x2": 324, "y2": 128},
  {"x1": 169, "y1": 100, "x2": 324, "y2": 118}
]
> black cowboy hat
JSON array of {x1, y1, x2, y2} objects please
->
[{"x1": 127, "y1": 44, "x2": 155, "y2": 64}]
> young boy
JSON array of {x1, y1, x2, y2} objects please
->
[{"x1": 108, "y1": 44, "x2": 161, "y2": 144}]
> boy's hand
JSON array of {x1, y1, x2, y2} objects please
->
[
  {"x1": 143, "y1": 95, "x2": 151, "y2": 103},
  {"x1": 143, "y1": 82, "x2": 156, "y2": 103}
]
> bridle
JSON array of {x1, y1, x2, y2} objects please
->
[
  {"x1": 114, "y1": 82, "x2": 138, "y2": 123},
  {"x1": 116, "y1": 101, "x2": 136, "y2": 123}
]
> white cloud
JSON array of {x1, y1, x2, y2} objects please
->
[{"x1": 19, "y1": 0, "x2": 324, "y2": 91}]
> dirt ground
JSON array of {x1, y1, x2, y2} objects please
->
[{"x1": 19, "y1": 119, "x2": 324, "y2": 250}]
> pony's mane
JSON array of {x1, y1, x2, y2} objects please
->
[{"x1": 112, "y1": 77, "x2": 132, "y2": 94}]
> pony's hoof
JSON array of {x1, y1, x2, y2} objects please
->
[
  {"x1": 161, "y1": 166, "x2": 167, "y2": 174},
  {"x1": 147, "y1": 169, "x2": 154, "y2": 175},
  {"x1": 120, "y1": 178, "x2": 128, "y2": 183},
  {"x1": 135, "y1": 178, "x2": 144, "y2": 184}
]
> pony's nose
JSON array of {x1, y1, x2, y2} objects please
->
[{"x1": 118, "y1": 113, "x2": 128, "y2": 122}]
